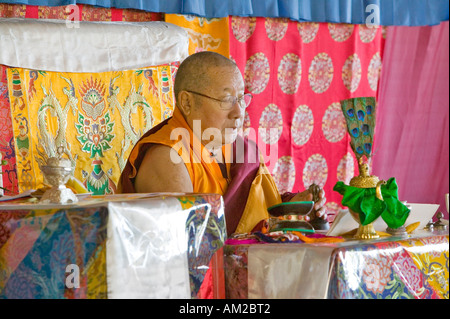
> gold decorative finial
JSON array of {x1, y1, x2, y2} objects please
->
[{"x1": 349, "y1": 157, "x2": 383, "y2": 189}]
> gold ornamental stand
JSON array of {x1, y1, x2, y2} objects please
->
[{"x1": 348, "y1": 158, "x2": 386, "y2": 239}]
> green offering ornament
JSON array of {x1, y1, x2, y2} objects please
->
[
  {"x1": 334, "y1": 177, "x2": 410, "y2": 229},
  {"x1": 334, "y1": 97, "x2": 410, "y2": 239}
]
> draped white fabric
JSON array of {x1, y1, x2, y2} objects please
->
[
  {"x1": 106, "y1": 198, "x2": 191, "y2": 299},
  {"x1": 0, "y1": 18, "x2": 189, "y2": 72}
]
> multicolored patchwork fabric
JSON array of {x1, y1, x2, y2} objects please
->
[
  {"x1": 180, "y1": 194, "x2": 226, "y2": 298},
  {"x1": 0, "y1": 207, "x2": 108, "y2": 299},
  {"x1": 223, "y1": 235, "x2": 449, "y2": 299},
  {"x1": 6, "y1": 64, "x2": 178, "y2": 195},
  {"x1": 328, "y1": 235, "x2": 449, "y2": 299},
  {"x1": 0, "y1": 194, "x2": 226, "y2": 299}
]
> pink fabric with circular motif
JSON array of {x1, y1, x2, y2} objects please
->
[
  {"x1": 278, "y1": 53, "x2": 301, "y2": 94},
  {"x1": 291, "y1": 104, "x2": 313, "y2": 146},
  {"x1": 359, "y1": 25, "x2": 378, "y2": 43},
  {"x1": 272, "y1": 156, "x2": 296, "y2": 193},
  {"x1": 328, "y1": 23, "x2": 354, "y2": 42},
  {"x1": 258, "y1": 103, "x2": 283, "y2": 144},
  {"x1": 245, "y1": 52, "x2": 270, "y2": 94},
  {"x1": 368, "y1": 52, "x2": 382, "y2": 91},
  {"x1": 230, "y1": 18, "x2": 385, "y2": 221},
  {"x1": 265, "y1": 18, "x2": 289, "y2": 41},
  {"x1": 342, "y1": 53, "x2": 362, "y2": 92},
  {"x1": 309, "y1": 52, "x2": 334, "y2": 93},
  {"x1": 302, "y1": 153, "x2": 328, "y2": 189},
  {"x1": 298, "y1": 22, "x2": 320, "y2": 43},
  {"x1": 337, "y1": 152, "x2": 356, "y2": 185},
  {"x1": 322, "y1": 102, "x2": 347, "y2": 143},
  {"x1": 231, "y1": 16, "x2": 257, "y2": 42}
]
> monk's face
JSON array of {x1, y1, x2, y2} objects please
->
[{"x1": 188, "y1": 65, "x2": 246, "y2": 148}]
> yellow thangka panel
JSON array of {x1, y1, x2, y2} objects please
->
[
  {"x1": 7, "y1": 64, "x2": 178, "y2": 194},
  {"x1": 165, "y1": 14, "x2": 230, "y2": 57}
]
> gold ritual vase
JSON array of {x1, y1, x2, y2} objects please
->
[{"x1": 348, "y1": 160, "x2": 386, "y2": 240}]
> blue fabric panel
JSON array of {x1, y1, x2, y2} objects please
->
[{"x1": 0, "y1": 0, "x2": 448, "y2": 26}]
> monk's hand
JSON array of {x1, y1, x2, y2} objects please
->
[{"x1": 288, "y1": 188, "x2": 327, "y2": 220}]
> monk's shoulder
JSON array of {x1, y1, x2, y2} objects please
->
[{"x1": 134, "y1": 144, "x2": 193, "y2": 193}]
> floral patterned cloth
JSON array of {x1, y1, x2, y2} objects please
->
[
  {"x1": 224, "y1": 234, "x2": 449, "y2": 299},
  {"x1": 328, "y1": 235, "x2": 449, "y2": 299},
  {"x1": 0, "y1": 194, "x2": 226, "y2": 299}
]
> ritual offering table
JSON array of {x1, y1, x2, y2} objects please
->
[
  {"x1": 0, "y1": 193, "x2": 226, "y2": 299},
  {"x1": 224, "y1": 232, "x2": 449, "y2": 299}
]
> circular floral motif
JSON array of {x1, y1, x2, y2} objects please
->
[
  {"x1": 322, "y1": 102, "x2": 347, "y2": 143},
  {"x1": 328, "y1": 23, "x2": 354, "y2": 42},
  {"x1": 265, "y1": 18, "x2": 289, "y2": 41},
  {"x1": 368, "y1": 52, "x2": 382, "y2": 91},
  {"x1": 342, "y1": 54, "x2": 362, "y2": 92},
  {"x1": 258, "y1": 104, "x2": 283, "y2": 144},
  {"x1": 363, "y1": 253, "x2": 392, "y2": 295},
  {"x1": 231, "y1": 16, "x2": 257, "y2": 42},
  {"x1": 309, "y1": 53, "x2": 334, "y2": 93},
  {"x1": 359, "y1": 25, "x2": 378, "y2": 43},
  {"x1": 325, "y1": 202, "x2": 341, "y2": 223},
  {"x1": 291, "y1": 104, "x2": 314, "y2": 146},
  {"x1": 243, "y1": 110, "x2": 252, "y2": 137},
  {"x1": 272, "y1": 156, "x2": 296, "y2": 193},
  {"x1": 337, "y1": 152, "x2": 356, "y2": 185},
  {"x1": 278, "y1": 53, "x2": 302, "y2": 94},
  {"x1": 245, "y1": 52, "x2": 270, "y2": 94},
  {"x1": 297, "y1": 22, "x2": 320, "y2": 43},
  {"x1": 302, "y1": 154, "x2": 328, "y2": 189}
]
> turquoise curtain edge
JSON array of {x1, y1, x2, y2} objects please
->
[{"x1": 0, "y1": 0, "x2": 448, "y2": 26}]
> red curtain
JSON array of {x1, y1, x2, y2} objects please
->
[
  {"x1": 0, "y1": 3, "x2": 162, "y2": 21},
  {"x1": 373, "y1": 22, "x2": 449, "y2": 218},
  {"x1": 229, "y1": 17, "x2": 385, "y2": 221}
]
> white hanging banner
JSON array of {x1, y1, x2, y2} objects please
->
[{"x1": 0, "y1": 18, "x2": 189, "y2": 72}]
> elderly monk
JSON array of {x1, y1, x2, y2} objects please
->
[{"x1": 118, "y1": 51, "x2": 327, "y2": 236}]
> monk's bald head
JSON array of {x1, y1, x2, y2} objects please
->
[{"x1": 174, "y1": 51, "x2": 238, "y2": 106}]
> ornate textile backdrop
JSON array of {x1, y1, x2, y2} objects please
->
[
  {"x1": 0, "y1": 6, "x2": 386, "y2": 222},
  {"x1": 0, "y1": 4, "x2": 165, "y2": 195},
  {"x1": 228, "y1": 18, "x2": 385, "y2": 221},
  {"x1": 5, "y1": 64, "x2": 177, "y2": 194}
]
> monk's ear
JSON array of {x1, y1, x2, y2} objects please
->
[{"x1": 178, "y1": 91, "x2": 192, "y2": 116}]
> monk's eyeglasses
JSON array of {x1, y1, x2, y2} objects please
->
[{"x1": 185, "y1": 90, "x2": 252, "y2": 110}]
